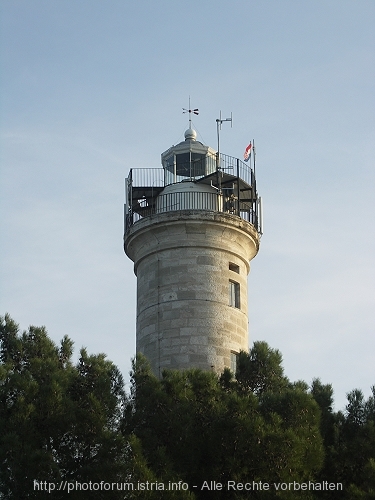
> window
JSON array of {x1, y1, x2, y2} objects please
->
[
  {"x1": 229, "y1": 280, "x2": 240, "y2": 308},
  {"x1": 229, "y1": 262, "x2": 240, "y2": 273},
  {"x1": 175, "y1": 152, "x2": 206, "y2": 177},
  {"x1": 230, "y1": 352, "x2": 238, "y2": 373}
]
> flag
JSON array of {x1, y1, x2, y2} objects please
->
[{"x1": 243, "y1": 142, "x2": 252, "y2": 162}]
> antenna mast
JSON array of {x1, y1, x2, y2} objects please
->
[
  {"x1": 215, "y1": 111, "x2": 233, "y2": 194},
  {"x1": 216, "y1": 110, "x2": 232, "y2": 157}
]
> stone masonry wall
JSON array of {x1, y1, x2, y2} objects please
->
[{"x1": 125, "y1": 211, "x2": 259, "y2": 377}]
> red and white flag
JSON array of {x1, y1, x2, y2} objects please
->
[{"x1": 243, "y1": 142, "x2": 252, "y2": 162}]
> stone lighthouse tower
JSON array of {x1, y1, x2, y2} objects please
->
[{"x1": 124, "y1": 122, "x2": 262, "y2": 377}]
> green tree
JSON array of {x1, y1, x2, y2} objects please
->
[
  {"x1": 342, "y1": 388, "x2": 375, "y2": 498},
  {"x1": 311, "y1": 378, "x2": 335, "y2": 445},
  {"x1": 313, "y1": 384, "x2": 375, "y2": 499},
  {"x1": 6, "y1": 314, "x2": 374, "y2": 499},
  {"x1": 124, "y1": 346, "x2": 324, "y2": 499},
  {"x1": 235, "y1": 341, "x2": 289, "y2": 395},
  {"x1": 310, "y1": 378, "x2": 337, "y2": 483},
  {"x1": 0, "y1": 314, "x2": 129, "y2": 499}
]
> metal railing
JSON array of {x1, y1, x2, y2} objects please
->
[
  {"x1": 124, "y1": 152, "x2": 259, "y2": 234},
  {"x1": 128, "y1": 153, "x2": 254, "y2": 188},
  {"x1": 156, "y1": 191, "x2": 220, "y2": 213},
  {"x1": 130, "y1": 168, "x2": 164, "y2": 187},
  {"x1": 219, "y1": 153, "x2": 254, "y2": 186},
  {"x1": 125, "y1": 191, "x2": 258, "y2": 231}
]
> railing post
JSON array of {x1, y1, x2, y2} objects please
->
[
  {"x1": 129, "y1": 169, "x2": 133, "y2": 225},
  {"x1": 236, "y1": 158, "x2": 240, "y2": 217}
]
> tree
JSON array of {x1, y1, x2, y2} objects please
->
[
  {"x1": 235, "y1": 341, "x2": 289, "y2": 395},
  {"x1": 4, "y1": 314, "x2": 373, "y2": 499},
  {"x1": 312, "y1": 384, "x2": 375, "y2": 499},
  {"x1": 124, "y1": 346, "x2": 324, "y2": 499},
  {"x1": 310, "y1": 380, "x2": 336, "y2": 458},
  {"x1": 0, "y1": 314, "x2": 129, "y2": 499},
  {"x1": 341, "y1": 389, "x2": 375, "y2": 498}
]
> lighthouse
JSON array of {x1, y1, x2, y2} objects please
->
[{"x1": 124, "y1": 119, "x2": 262, "y2": 377}]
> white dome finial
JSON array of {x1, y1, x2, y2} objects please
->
[{"x1": 184, "y1": 128, "x2": 197, "y2": 141}]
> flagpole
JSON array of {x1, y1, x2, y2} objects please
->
[
  {"x1": 253, "y1": 139, "x2": 257, "y2": 227},
  {"x1": 253, "y1": 139, "x2": 256, "y2": 191}
]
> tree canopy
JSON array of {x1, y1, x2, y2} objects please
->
[
  {"x1": 0, "y1": 314, "x2": 129, "y2": 499},
  {"x1": 124, "y1": 349, "x2": 324, "y2": 499},
  {"x1": 1, "y1": 314, "x2": 374, "y2": 499}
]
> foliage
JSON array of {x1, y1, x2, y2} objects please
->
[
  {"x1": 0, "y1": 314, "x2": 129, "y2": 499},
  {"x1": 311, "y1": 382, "x2": 375, "y2": 499},
  {"x1": 234, "y1": 341, "x2": 289, "y2": 395},
  {"x1": 1, "y1": 315, "x2": 374, "y2": 499},
  {"x1": 124, "y1": 344, "x2": 324, "y2": 499}
]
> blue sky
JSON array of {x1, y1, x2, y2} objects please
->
[{"x1": 1, "y1": 0, "x2": 374, "y2": 410}]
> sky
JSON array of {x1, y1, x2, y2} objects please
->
[{"x1": 0, "y1": 0, "x2": 374, "y2": 410}]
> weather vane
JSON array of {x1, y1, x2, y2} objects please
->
[{"x1": 182, "y1": 96, "x2": 199, "y2": 128}]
